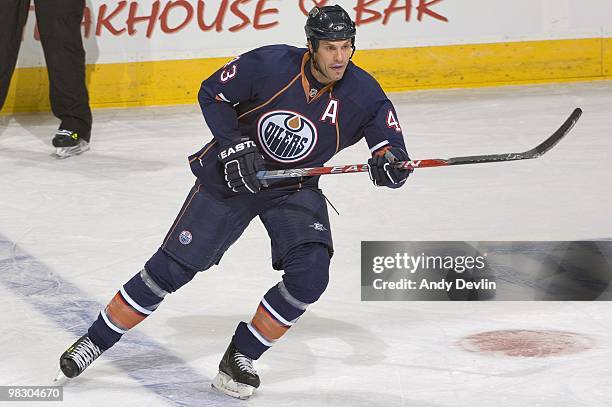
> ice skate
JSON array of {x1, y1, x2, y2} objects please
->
[
  {"x1": 212, "y1": 340, "x2": 260, "y2": 400},
  {"x1": 52, "y1": 129, "x2": 90, "y2": 159},
  {"x1": 56, "y1": 334, "x2": 103, "y2": 380}
]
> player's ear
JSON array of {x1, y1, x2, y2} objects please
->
[{"x1": 307, "y1": 40, "x2": 314, "y2": 54}]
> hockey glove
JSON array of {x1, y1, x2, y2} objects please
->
[
  {"x1": 368, "y1": 146, "x2": 412, "y2": 188},
  {"x1": 218, "y1": 139, "x2": 265, "y2": 194}
]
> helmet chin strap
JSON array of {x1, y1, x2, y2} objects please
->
[
  {"x1": 308, "y1": 43, "x2": 327, "y2": 83},
  {"x1": 311, "y1": 51, "x2": 325, "y2": 78},
  {"x1": 310, "y1": 51, "x2": 335, "y2": 85}
]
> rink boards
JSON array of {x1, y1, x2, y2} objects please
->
[{"x1": 3, "y1": 36, "x2": 612, "y2": 113}]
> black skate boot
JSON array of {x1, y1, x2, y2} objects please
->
[
  {"x1": 52, "y1": 129, "x2": 90, "y2": 159},
  {"x1": 57, "y1": 334, "x2": 103, "y2": 380},
  {"x1": 212, "y1": 340, "x2": 260, "y2": 399}
]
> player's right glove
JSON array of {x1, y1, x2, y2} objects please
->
[
  {"x1": 218, "y1": 138, "x2": 265, "y2": 194},
  {"x1": 368, "y1": 146, "x2": 412, "y2": 188}
]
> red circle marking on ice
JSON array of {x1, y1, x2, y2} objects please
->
[{"x1": 459, "y1": 330, "x2": 594, "y2": 357}]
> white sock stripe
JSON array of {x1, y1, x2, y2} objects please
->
[
  {"x1": 261, "y1": 298, "x2": 293, "y2": 326},
  {"x1": 139, "y1": 268, "x2": 168, "y2": 298},
  {"x1": 101, "y1": 310, "x2": 128, "y2": 334},
  {"x1": 120, "y1": 287, "x2": 153, "y2": 315},
  {"x1": 370, "y1": 140, "x2": 389, "y2": 153},
  {"x1": 247, "y1": 322, "x2": 274, "y2": 347},
  {"x1": 277, "y1": 282, "x2": 309, "y2": 311}
]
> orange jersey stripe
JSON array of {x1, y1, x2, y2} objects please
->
[
  {"x1": 237, "y1": 72, "x2": 302, "y2": 120},
  {"x1": 162, "y1": 183, "x2": 201, "y2": 248},
  {"x1": 330, "y1": 90, "x2": 340, "y2": 154},
  {"x1": 189, "y1": 140, "x2": 217, "y2": 164}
]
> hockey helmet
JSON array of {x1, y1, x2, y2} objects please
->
[{"x1": 305, "y1": 5, "x2": 356, "y2": 52}]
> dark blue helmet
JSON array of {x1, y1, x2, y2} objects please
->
[{"x1": 305, "y1": 5, "x2": 356, "y2": 52}]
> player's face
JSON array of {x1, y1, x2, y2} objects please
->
[{"x1": 311, "y1": 39, "x2": 353, "y2": 84}]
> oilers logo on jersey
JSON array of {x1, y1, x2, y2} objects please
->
[{"x1": 257, "y1": 110, "x2": 318, "y2": 163}]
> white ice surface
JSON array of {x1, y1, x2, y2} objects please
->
[{"x1": 1, "y1": 81, "x2": 612, "y2": 406}]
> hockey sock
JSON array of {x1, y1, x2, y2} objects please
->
[
  {"x1": 88, "y1": 268, "x2": 166, "y2": 350},
  {"x1": 234, "y1": 281, "x2": 310, "y2": 359},
  {"x1": 233, "y1": 243, "x2": 330, "y2": 359}
]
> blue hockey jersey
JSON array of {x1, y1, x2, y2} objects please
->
[{"x1": 190, "y1": 44, "x2": 408, "y2": 193}]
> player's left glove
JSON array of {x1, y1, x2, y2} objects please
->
[
  {"x1": 368, "y1": 146, "x2": 412, "y2": 188},
  {"x1": 218, "y1": 138, "x2": 265, "y2": 194}
]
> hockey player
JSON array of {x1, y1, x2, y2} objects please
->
[
  {"x1": 0, "y1": 0, "x2": 92, "y2": 158},
  {"x1": 57, "y1": 5, "x2": 411, "y2": 399}
]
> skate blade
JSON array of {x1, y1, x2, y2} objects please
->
[
  {"x1": 211, "y1": 371, "x2": 255, "y2": 400},
  {"x1": 52, "y1": 142, "x2": 90, "y2": 159},
  {"x1": 53, "y1": 370, "x2": 69, "y2": 385}
]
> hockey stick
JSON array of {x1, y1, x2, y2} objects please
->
[{"x1": 256, "y1": 108, "x2": 582, "y2": 180}]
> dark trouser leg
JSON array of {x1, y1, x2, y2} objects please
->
[
  {"x1": 34, "y1": 0, "x2": 91, "y2": 140},
  {"x1": 0, "y1": 0, "x2": 30, "y2": 111},
  {"x1": 234, "y1": 243, "x2": 331, "y2": 359}
]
